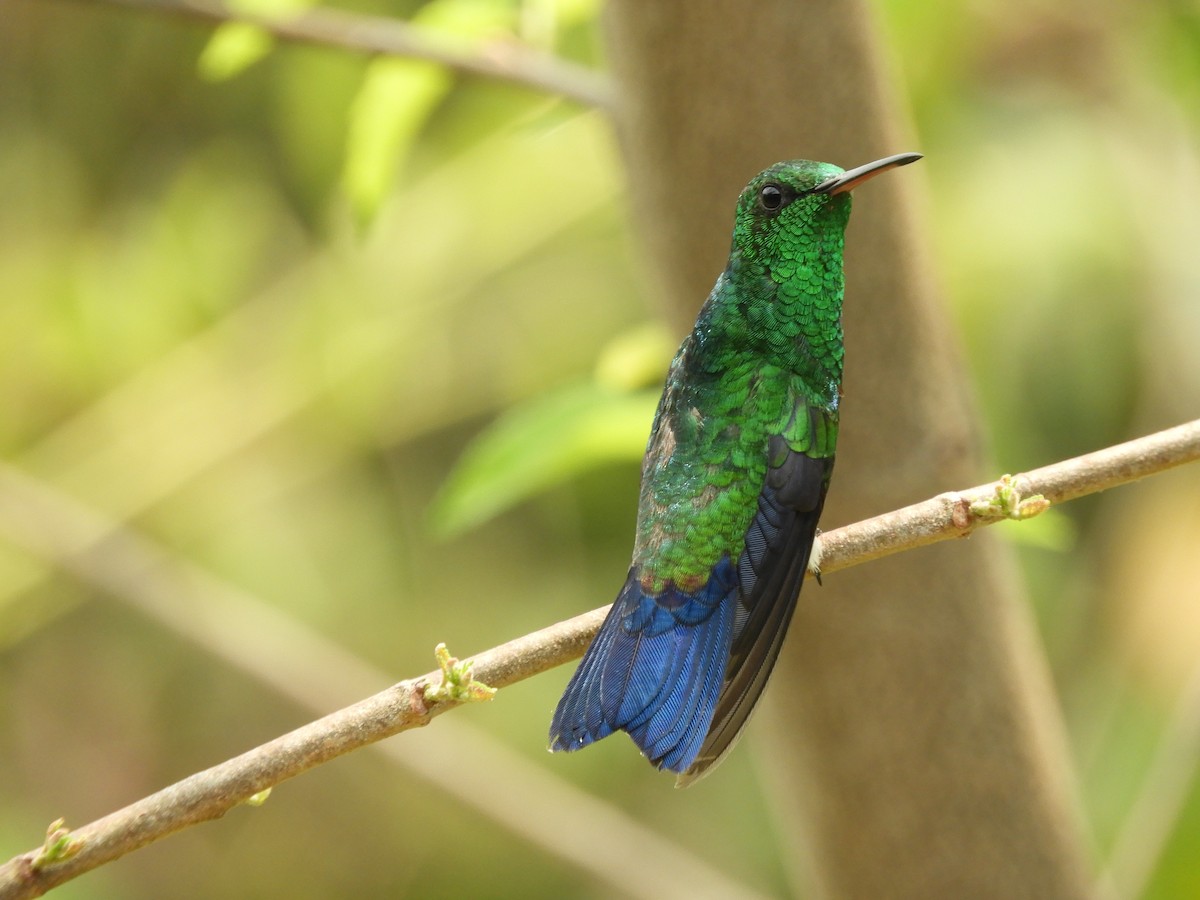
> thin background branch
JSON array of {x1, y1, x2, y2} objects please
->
[
  {"x1": 0, "y1": 464, "x2": 766, "y2": 900},
  {"x1": 76, "y1": 0, "x2": 613, "y2": 109},
  {"x1": 1099, "y1": 653, "x2": 1200, "y2": 899},
  {"x1": 0, "y1": 418, "x2": 1197, "y2": 898}
]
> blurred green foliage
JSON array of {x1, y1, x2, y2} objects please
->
[
  {"x1": 431, "y1": 378, "x2": 660, "y2": 536},
  {"x1": 1, "y1": 0, "x2": 1199, "y2": 897}
]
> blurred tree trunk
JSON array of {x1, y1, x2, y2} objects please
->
[{"x1": 604, "y1": 2, "x2": 1093, "y2": 897}]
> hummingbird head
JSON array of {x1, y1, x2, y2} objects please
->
[{"x1": 730, "y1": 152, "x2": 922, "y2": 268}]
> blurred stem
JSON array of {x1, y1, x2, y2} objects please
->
[
  {"x1": 0, "y1": 419, "x2": 1197, "y2": 897},
  {"x1": 76, "y1": 0, "x2": 612, "y2": 108},
  {"x1": 1099, "y1": 653, "x2": 1200, "y2": 899}
]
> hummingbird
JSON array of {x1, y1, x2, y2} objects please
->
[{"x1": 549, "y1": 153, "x2": 921, "y2": 785}]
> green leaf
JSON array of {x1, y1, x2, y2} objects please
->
[
  {"x1": 430, "y1": 381, "x2": 659, "y2": 537},
  {"x1": 342, "y1": 0, "x2": 516, "y2": 224},
  {"x1": 593, "y1": 322, "x2": 675, "y2": 391},
  {"x1": 196, "y1": 0, "x2": 315, "y2": 81},
  {"x1": 343, "y1": 58, "x2": 450, "y2": 225},
  {"x1": 197, "y1": 23, "x2": 275, "y2": 82}
]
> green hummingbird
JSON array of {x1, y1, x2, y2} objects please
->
[{"x1": 549, "y1": 152, "x2": 921, "y2": 785}]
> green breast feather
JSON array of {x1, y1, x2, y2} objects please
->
[{"x1": 632, "y1": 343, "x2": 838, "y2": 594}]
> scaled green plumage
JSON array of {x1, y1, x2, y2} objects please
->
[
  {"x1": 634, "y1": 161, "x2": 849, "y2": 594},
  {"x1": 550, "y1": 153, "x2": 920, "y2": 782}
]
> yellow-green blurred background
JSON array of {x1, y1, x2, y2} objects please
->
[{"x1": 2, "y1": 0, "x2": 1200, "y2": 897}]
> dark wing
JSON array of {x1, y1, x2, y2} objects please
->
[{"x1": 676, "y1": 432, "x2": 833, "y2": 785}]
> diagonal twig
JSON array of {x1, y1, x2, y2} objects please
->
[
  {"x1": 0, "y1": 465, "x2": 766, "y2": 900},
  {"x1": 815, "y1": 418, "x2": 1200, "y2": 573},
  {"x1": 0, "y1": 418, "x2": 1198, "y2": 897}
]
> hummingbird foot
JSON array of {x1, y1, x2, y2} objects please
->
[{"x1": 808, "y1": 531, "x2": 824, "y2": 585}]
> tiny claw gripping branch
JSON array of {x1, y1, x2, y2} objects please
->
[
  {"x1": 807, "y1": 531, "x2": 824, "y2": 585},
  {"x1": 969, "y1": 474, "x2": 1051, "y2": 521},
  {"x1": 423, "y1": 642, "x2": 497, "y2": 705}
]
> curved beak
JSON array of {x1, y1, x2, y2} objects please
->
[{"x1": 813, "y1": 152, "x2": 922, "y2": 195}]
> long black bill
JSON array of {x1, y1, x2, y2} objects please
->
[{"x1": 813, "y1": 152, "x2": 922, "y2": 195}]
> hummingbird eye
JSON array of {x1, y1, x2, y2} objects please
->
[{"x1": 759, "y1": 184, "x2": 784, "y2": 211}]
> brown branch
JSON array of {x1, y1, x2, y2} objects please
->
[
  {"x1": 1, "y1": 418, "x2": 1198, "y2": 897},
  {"x1": 1, "y1": 679, "x2": 434, "y2": 898},
  {"x1": 816, "y1": 418, "x2": 1200, "y2": 575},
  {"x1": 0, "y1": 469, "x2": 764, "y2": 900},
  {"x1": 74, "y1": 0, "x2": 613, "y2": 109},
  {"x1": 0, "y1": 601, "x2": 606, "y2": 900}
]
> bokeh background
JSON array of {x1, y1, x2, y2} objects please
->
[{"x1": 2, "y1": 0, "x2": 1199, "y2": 897}]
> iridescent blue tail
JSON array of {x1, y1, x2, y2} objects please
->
[{"x1": 549, "y1": 560, "x2": 738, "y2": 773}]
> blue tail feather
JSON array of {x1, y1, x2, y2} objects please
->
[
  {"x1": 549, "y1": 559, "x2": 738, "y2": 773},
  {"x1": 631, "y1": 606, "x2": 728, "y2": 769},
  {"x1": 578, "y1": 615, "x2": 618, "y2": 743}
]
